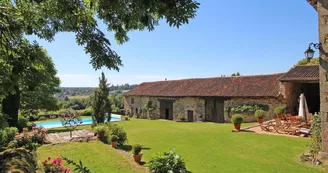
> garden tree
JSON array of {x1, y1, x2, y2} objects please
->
[
  {"x1": 1, "y1": 39, "x2": 60, "y2": 126},
  {"x1": 60, "y1": 109, "x2": 83, "y2": 138},
  {"x1": 294, "y1": 57, "x2": 319, "y2": 66},
  {"x1": 1, "y1": 0, "x2": 199, "y2": 126},
  {"x1": 91, "y1": 72, "x2": 111, "y2": 124},
  {"x1": 231, "y1": 72, "x2": 241, "y2": 76}
]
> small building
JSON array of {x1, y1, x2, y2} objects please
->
[{"x1": 124, "y1": 65, "x2": 320, "y2": 123}]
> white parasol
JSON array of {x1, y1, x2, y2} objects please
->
[{"x1": 298, "y1": 93, "x2": 309, "y2": 124}]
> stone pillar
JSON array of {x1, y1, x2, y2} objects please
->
[{"x1": 318, "y1": 0, "x2": 328, "y2": 158}]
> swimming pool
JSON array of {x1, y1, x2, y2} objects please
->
[{"x1": 36, "y1": 114, "x2": 122, "y2": 128}]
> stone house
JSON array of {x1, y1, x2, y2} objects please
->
[{"x1": 124, "y1": 65, "x2": 320, "y2": 123}]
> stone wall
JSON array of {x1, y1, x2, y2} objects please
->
[
  {"x1": 280, "y1": 82, "x2": 301, "y2": 114},
  {"x1": 318, "y1": 0, "x2": 328, "y2": 155},
  {"x1": 124, "y1": 96, "x2": 205, "y2": 121},
  {"x1": 173, "y1": 97, "x2": 205, "y2": 121},
  {"x1": 224, "y1": 97, "x2": 285, "y2": 123},
  {"x1": 125, "y1": 95, "x2": 285, "y2": 123}
]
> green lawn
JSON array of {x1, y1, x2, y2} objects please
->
[
  {"x1": 37, "y1": 141, "x2": 148, "y2": 173},
  {"x1": 39, "y1": 119, "x2": 327, "y2": 173}
]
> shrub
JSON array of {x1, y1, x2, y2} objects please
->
[
  {"x1": 107, "y1": 124, "x2": 127, "y2": 145},
  {"x1": 111, "y1": 135, "x2": 119, "y2": 142},
  {"x1": 274, "y1": 106, "x2": 285, "y2": 114},
  {"x1": 28, "y1": 115, "x2": 40, "y2": 121},
  {"x1": 148, "y1": 150, "x2": 190, "y2": 173},
  {"x1": 123, "y1": 116, "x2": 130, "y2": 121},
  {"x1": 17, "y1": 115, "x2": 29, "y2": 131},
  {"x1": 42, "y1": 157, "x2": 70, "y2": 173},
  {"x1": 132, "y1": 144, "x2": 142, "y2": 155},
  {"x1": 0, "y1": 127, "x2": 18, "y2": 150},
  {"x1": 0, "y1": 148, "x2": 38, "y2": 173},
  {"x1": 14, "y1": 127, "x2": 48, "y2": 150},
  {"x1": 77, "y1": 109, "x2": 92, "y2": 116},
  {"x1": 254, "y1": 110, "x2": 266, "y2": 119},
  {"x1": 0, "y1": 113, "x2": 8, "y2": 129},
  {"x1": 309, "y1": 113, "x2": 322, "y2": 155},
  {"x1": 231, "y1": 114, "x2": 243, "y2": 124},
  {"x1": 94, "y1": 126, "x2": 107, "y2": 134}
]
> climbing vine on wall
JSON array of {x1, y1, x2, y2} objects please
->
[
  {"x1": 225, "y1": 104, "x2": 269, "y2": 114},
  {"x1": 308, "y1": 113, "x2": 322, "y2": 156}
]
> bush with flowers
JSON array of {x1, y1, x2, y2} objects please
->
[
  {"x1": 43, "y1": 157, "x2": 70, "y2": 173},
  {"x1": 10, "y1": 127, "x2": 48, "y2": 150}
]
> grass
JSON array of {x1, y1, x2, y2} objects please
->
[
  {"x1": 39, "y1": 119, "x2": 327, "y2": 173},
  {"x1": 37, "y1": 141, "x2": 147, "y2": 173}
]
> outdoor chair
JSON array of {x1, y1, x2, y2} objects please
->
[
  {"x1": 299, "y1": 128, "x2": 311, "y2": 136},
  {"x1": 299, "y1": 118, "x2": 313, "y2": 137},
  {"x1": 260, "y1": 121, "x2": 274, "y2": 132},
  {"x1": 273, "y1": 118, "x2": 298, "y2": 135}
]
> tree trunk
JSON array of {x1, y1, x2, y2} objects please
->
[{"x1": 2, "y1": 85, "x2": 20, "y2": 127}]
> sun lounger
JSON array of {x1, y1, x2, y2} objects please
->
[
  {"x1": 260, "y1": 121, "x2": 274, "y2": 132},
  {"x1": 273, "y1": 118, "x2": 298, "y2": 135}
]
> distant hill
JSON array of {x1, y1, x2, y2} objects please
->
[{"x1": 55, "y1": 84, "x2": 137, "y2": 100}]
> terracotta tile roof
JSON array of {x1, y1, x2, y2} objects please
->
[
  {"x1": 125, "y1": 73, "x2": 285, "y2": 98},
  {"x1": 279, "y1": 65, "x2": 319, "y2": 82}
]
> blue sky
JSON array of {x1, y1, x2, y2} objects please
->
[{"x1": 29, "y1": 0, "x2": 318, "y2": 87}]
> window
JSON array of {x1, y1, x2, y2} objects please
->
[{"x1": 131, "y1": 98, "x2": 134, "y2": 104}]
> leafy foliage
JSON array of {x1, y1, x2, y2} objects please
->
[
  {"x1": 11, "y1": 127, "x2": 48, "y2": 151},
  {"x1": 231, "y1": 114, "x2": 243, "y2": 124},
  {"x1": 225, "y1": 104, "x2": 269, "y2": 114},
  {"x1": 107, "y1": 123, "x2": 127, "y2": 145},
  {"x1": 0, "y1": 148, "x2": 37, "y2": 173},
  {"x1": 148, "y1": 150, "x2": 190, "y2": 173},
  {"x1": 17, "y1": 115, "x2": 28, "y2": 131},
  {"x1": 42, "y1": 157, "x2": 70, "y2": 173},
  {"x1": 254, "y1": 110, "x2": 266, "y2": 119},
  {"x1": 231, "y1": 72, "x2": 241, "y2": 76},
  {"x1": 308, "y1": 113, "x2": 322, "y2": 155},
  {"x1": 1, "y1": 39, "x2": 60, "y2": 126},
  {"x1": 60, "y1": 109, "x2": 83, "y2": 138},
  {"x1": 62, "y1": 156, "x2": 91, "y2": 173},
  {"x1": 274, "y1": 106, "x2": 285, "y2": 114},
  {"x1": 92, "y1": 73, "x2": 111, "y2": 124},
  {"x1": 295, "y1": 57, "x2": 319, "y2": 66},
  {"x1": 110, "y1": 135, "x2": 119, "y2": 142},
  {"x1": 0, "y1": 113, "x2": 8, "y2": 129},
  {"x1": 132, "y1": 144, "x2": 142, "y2": 155},
  {"x1": 1, "y1": 0, "x2": 199, "y2": 126},
  {"x1": 0, "y1": 127, "x2": 18, "y2": 150},
  {"x1": 94, "y1": 125, "x2": 107, "y2": 134}
]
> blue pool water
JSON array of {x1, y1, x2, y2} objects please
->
[{"x1": 36, "y1": 114, "x2": 121, "y2": 129}]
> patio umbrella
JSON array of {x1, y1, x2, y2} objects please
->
[{"x1": 298, "y1": 93, "x2": 309, "y2": 125}]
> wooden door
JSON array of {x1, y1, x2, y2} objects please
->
[
  {"x1": 211, "y1": 108, "x2": 217, "y2": 122},
  {"x1": 188, "y1": 110, "x2": 194, "y2": 122}
]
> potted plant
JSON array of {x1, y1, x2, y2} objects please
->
[
  {"x1": 274, "y1": 106, "x2": 285, "y2": 119},
  {"x1": 231, "y1": 114, "x2": 243, "y2": 130},
  {"x1": 132, "y1": 144, "x2": 143, "y2": 163},
  {"x1": 110, "y1": 135, "x2": 118, "y2": 148},
  {"x1": 254, "y1": 110, "x2": 266, "y2": 124},
  {"x1": 94, "y1": 126, "x2": 107, "y2": 138},
  {"x1": 176, "y1": 113, "x2": 186, "y2": 122}
]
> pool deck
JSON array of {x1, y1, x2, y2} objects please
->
[{"x1": 45, "y1": 129, "x2": 96, "y2": 144}]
